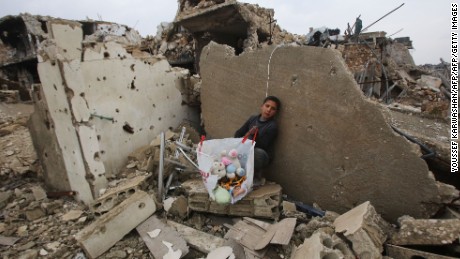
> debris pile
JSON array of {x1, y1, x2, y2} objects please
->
[
  {"x1": 0, "y1": 0, "x2": 459, "y2": 258},
  {"x1": 0, "y1": 101, "x2": 459, "y2": 258}
]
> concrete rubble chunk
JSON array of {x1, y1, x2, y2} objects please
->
[
  {"x1": 136, "y1": 215, "x2": 189, "y2": 259},
  {"x1": 386, "y1": 244, "x2": 459, "y2": 259},
  {"x1": 0, "y1": 235, "x2": 21, "y2": 246},
  {"x1": 290, "y1": 232, "x2": 346, "y2": 259},
  {"x1": 199, "y1": 42, "x2": 443, "y2": 221},
  {"x1": 30, "y1": 186, "x2": 47, "y2": 201},
  {"x1": 389, "y1": 216, "x2": 460, "y2": 245},
  {"x1": 223, "y1": 218, "x2": 268, "y2": 258},
  {"x1": 90, "y1": 174, "x2": 150, "y2": 215},
  {"x1": 61, "y1": 209, "x2": 84, "y2": 222},
  {"x1": 24, "y1": 203, "x2": 45, "y2": 221},
  {"x1": 417, "y1": 74, "x2": 442, "y2": 92},
  {"x1": 0, "y1": 190, "x2": 13, "y2": 209},
  {"x1": 333, "y1": 201, "x2": 390, "y2": 259},
  {"x1": 75, "y1": 190, "x2": 156, "y2": 259},
  {"x1": 167, "y1": 220, "x2": 225, "y2": 254}
]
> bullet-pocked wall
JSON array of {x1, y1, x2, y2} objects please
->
[{"x1": 29, "y1": 20, "x2": 199, "y2": 204}]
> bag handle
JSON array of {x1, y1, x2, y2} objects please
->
[
  {"x1": 198, "y1": 135, "x2": 206, "y2": 153},
  {"x1": 242, "y1": 126, "x2": 258, "y2": 145}
]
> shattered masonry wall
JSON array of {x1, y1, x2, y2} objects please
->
[
  {"x1": 199, "y1": 42, "x2": 442, "y2": 221},
  {"x1": 343, "y1": 44, "x2": 379, "y2": 74},
  {"x1": 384, "y1": 42, "x2": 415, "y2": 68},
  {"x1": 29, "y1": 20, "x2": 199, "y2": 203}
]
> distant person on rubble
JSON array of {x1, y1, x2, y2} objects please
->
[
  {"x1": 354, "y1": 17, "x2": 363, "y2": 37},
  {"x1": 234, "y1": 95, "x2": 281, "y2": 185}
]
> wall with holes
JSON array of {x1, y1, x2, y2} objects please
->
[{"x1": 29, "y1": 20, "x2": 199, "y2": 204}]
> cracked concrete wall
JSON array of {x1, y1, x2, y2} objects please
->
[
  {"x1": 199, "y1": 42, "x2": 443, "y2": 221},
  {"x1": 29, "y1": 20, "x2": 199, "y2": 204}
]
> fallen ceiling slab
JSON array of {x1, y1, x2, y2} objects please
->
[{"x1": 199, "y1": 42, "x2": 448, "y2": 221}]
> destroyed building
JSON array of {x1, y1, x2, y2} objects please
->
[{"x1": 0, "y1": 0, "x2": 459, "y2": 258}]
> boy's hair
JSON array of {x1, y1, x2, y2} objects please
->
[{"x1": 263, "y1": 96, "x2": 281, "y2": 111}]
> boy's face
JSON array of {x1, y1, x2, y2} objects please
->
[{"x1": 260, "y1": 100, "x2": 278, "y2": 120}]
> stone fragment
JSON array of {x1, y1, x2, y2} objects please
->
[
  {"x1": 136, "y1": 216, "x2": 189, "y2": 259},
  {"x1": 290, "y1": 232, "x2": 345, "y2": 259},
  {"x1": 389, "y1": 216, "x2": 460, "y2": 245},
  {"x1": 0, "y1": 190, "x2": 13, "y2": 209},
  {"x1": 75, "y1": 191, "x2": 156, "y2": 258},
  {"x1": 25, "y1": 204, "x2": 46, "y2": 221},
  {"x1": 17, "y1": 225, "x2": 28, "y2": 237},
  {"x1": 333, "y1": 201, "x2": 390, "y2": 258},
  {"x1": 167, "y1": 220, "x2": 225, "y2": 254},
  {"x1": 45, "y1": 241, "x2": 61, "y2": 252},
  {"x1": 386, "y1": 244, "x2": 458, "y2": 259},
  {"x1": 167, "y1": 195, "x2": 188, "y2": 219},
  {"x1": 61, "y1": 210, "x2": 84, "y2": 222},
  {"x1": 0, "y1": 223, "x2": 6, "y2": 233},
  {"x1": 17, "y1": 249, "x2": 38, "y2": 259},
  {"x1": 30, "y1": 186, "x2": 47, "y2": 201}
]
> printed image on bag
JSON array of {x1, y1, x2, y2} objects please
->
[{"x1": 196, "y1": 137, "x2": 255, "y2": 204}]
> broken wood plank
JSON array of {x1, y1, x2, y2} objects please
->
[
  {"x1": 136, "y1": 215, "x2": 189, "y2": 258},
  {"x1": 166, "y1": 220, "x2": 225, "y2": 254}
]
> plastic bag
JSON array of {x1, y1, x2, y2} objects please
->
[{"x1": 196, "y1": 137, "x2": 255, "y2": 204}]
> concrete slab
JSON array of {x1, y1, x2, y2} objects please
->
[
  {"x1": 386, "y1": 244, "x2": 458, "y2": 259},
  {"x1": 333, "y1": 201, "x2": 388, "y2": 258},
  {"x1": 75, "y1": 191, "x2": 156, "y2": 258},
  {"x1": 389, "y1": 216, "x2": 460, "y2": 245},
  {"x1": 290, "y1": 232, "x2": 345, "y2": 259},
  {"x1": 199, "y1": 42, "x2": 442, "y2": 221},
  {"x1": 136, "y1": 215, "x2": 189, "y2": 259},
  {"x1": 167, "y1": 220, "x2": 225, "y2": 254},
  {"x1": 91, "y1": 174, "x2": 150, "y2": 215}
]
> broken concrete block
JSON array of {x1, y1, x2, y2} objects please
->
[
  {"x1": 136, "y1": 215, "x2": 189, "y2": 259},
  {"x1": 0, "y1": 190, "x2": 13, "y2": 209},
  {"x1": 199, "y1": 42, "x2": 443, "y2": 221},
  {"x1": 25, "y1": 203, "x2": 45, "y2": 221},
  {"x1": 333, "y1": 201, "x2": 390, "y2": 258},
  {"x1": 417, "y1": 75, "x2": 442, "y2": 92},
  {"x1": 224, "y1": 218, "x2": 268, "y2": 258},
  {"x1": 389, "y1": 216, "x2": 460, "y2": 245},
  {"x1": 30, "y1": 186, "x2": 47, "y2": 201},
  {"x1": 182, "y1": 178, "x2": 281, "y2": 219},
  {"x1": 290, "y1": 232, "x2": 345, "y2": 259},
  {"x1": 91, "y1": 174, "x2": 150, "y2": 215},
  {"x1": 166, "y1": 195, "x2": 189, "y2": 219},
  {"x1": 75, "y1": 190, "x2": 156, "y2": 258},
  {"x1": 167, "y1": 220, "x2": 225, "y2": 254},
  {"x1": 61, "y1": 210, "x2": 84, "y2": 222}
]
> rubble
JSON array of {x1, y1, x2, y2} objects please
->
[
  {"x1": 75, "y1": 190, "x2": 157, "y2": 258},
  {"x1": 0, "y1": 1, "x2": 459, "y2": 258},
  {"x1": 198, "y1": 41, "x2": 454, "y2": 221},
  {"x1": 389, "y1": 216, "x2": 460, "y2": 245}
]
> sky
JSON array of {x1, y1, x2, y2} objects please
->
[{"x1": 0, "y1": 0, "x2": 452, "y2": 65}]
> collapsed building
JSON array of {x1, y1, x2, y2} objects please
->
[{"x1": 0, "y1": 0, "x2": 459, "y2": 258}]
